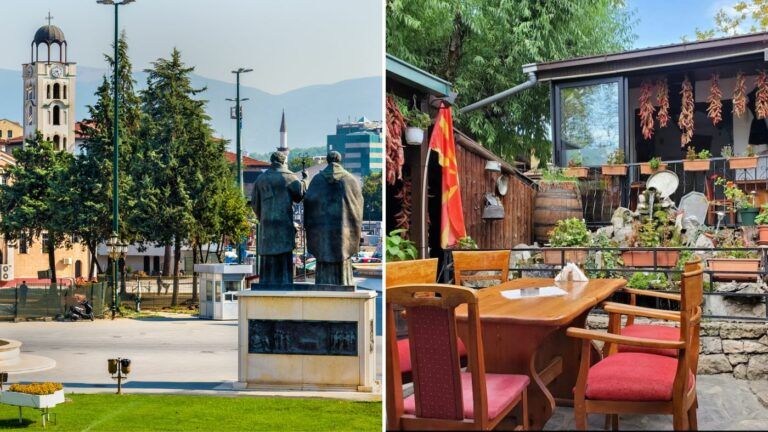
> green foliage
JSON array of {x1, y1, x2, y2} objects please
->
[
  {"x1": 387, "y1": 0, "x2": 635, "y2": 163},
  {"x1": 713, "y1": 229, "x2": 759, "y2": 258},
  {"x1": 648, "y1": 156, "x2": 662, "y2": 170},
  {"x1": 252, "y1": 146, "x2": 326, "y2": 163},
  {"x1": 721, "y1": 145, "x2": 734, "y2": 158},
  {"x1": 456, "y1": 236, "x2": 478, "y2": 249},
  {"x1": 586, "y1": 232, "x2": 623, "y2": 278},
  {"x1": 691, "y1": 0, "x2": 768, "y2": 40},
  {"x1": 288, "y1": 155, "x2": 316, "y2": 173},
  {"x1": 605, "y1": 148, "x2": 625, "y2": 165},
  {"x1": 548, "y1": 218, "x2": 590, "y2": 247},
  {"x1": 404, "y1": 110, "x2": 432, "y2": 129},
  {"x1": 755, "y1": 204, "x2": 768, "y2": 225},
  {"x1": 568, "y1": 151, "x2": 584, "y2": 167},
  {"x1": 362, "y1": 172, "x2": 382, "y2": 221},
  {"x1": 627, "y1": 272, "x2": 668, "y2": 290},
  {"x1": 386, "y1": 229, "x2": 418, "y2": 261},
  {"x1": 715, "y1": 176, "x2": 754, "y2": 209},
  {"x1": 541, "y1": 166, "x2": 577, "y2": 182},
  {"x1": 699, "y1": 149, "x2": 712, "y2": 159}
]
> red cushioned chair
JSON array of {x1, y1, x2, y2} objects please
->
[
  {"x1": 567, "y1": 263, "x2": 703, "y2": 431},
  {"x1": 387, "y1": 259, "x2": 468, "y2": 384},
  {"x1": 386, "y1": 283, "x2": 529, "y2": 431},
  {"x1": 602, "y1": 257, "x2": 703, "y2": 359}
]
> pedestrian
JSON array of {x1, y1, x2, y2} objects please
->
[{"x1": 18, "y1": 280, "x2": 28, "y2": 308}]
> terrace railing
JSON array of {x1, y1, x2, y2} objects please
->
[
  {"x1": 442, "y1": 246, "x2": 768, "y2": 322},
  {"x1": 573, "y1": 155, "x2": 768, "y2": 226}
]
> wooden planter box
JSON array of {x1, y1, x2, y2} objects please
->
[
  {"x1": 729, "y1": 156, "x2": 758, "y2": 170},
  {"x1": 759, "y1": 225, "x2": 768, "y2": 246},
  {"x1": 639, "y1": 162, "x2": 668, "y2": 175},
  {"x1": 601, "y1": 164, "x2": 627, "y2": 176},
  {"x1": 563, "y1": 167, "x2": 589, "y2": 178},
  {"x1": 708, "y1": 258, "x2": 761, "y2": 281},
  {"x1": 683, "y1": 159, "x2": 711, "y2": 171},
  {"x1": 543, "y1": 249, "x2": 588, "y2": 266},
  {"x1": 621, "y1": 250, "x2": 680, "y2": 268},
  {"x1": 0, "y1": 390, "x2": 64, "y2": 409}
]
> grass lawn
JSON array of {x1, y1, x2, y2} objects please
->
[{"x1": 0, "y1": 394, "x2": 381, "y2": 431}]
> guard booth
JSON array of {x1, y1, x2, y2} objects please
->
[{"x1": 195, "y1": 264, "x2": 253, "y2": 320}]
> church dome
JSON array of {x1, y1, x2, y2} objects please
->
[{"x1": 33, "y1": 25, "x2": 66, "y2": 45}]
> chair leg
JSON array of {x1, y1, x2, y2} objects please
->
[
  {"x1": 611, "y1": 414, "x2": 619, "y2": 431},
  {"x1": 673, "y1": 410, "x2": 688, "y2": 431},
  {"x1": 521, "y1": 389, "x2": 529, "y2": 431},
  {"x1": 574, "y1": 402, "x2": 587, "y2": 430},
  {"x1": 688, "y1": 398, "x2": 698, "y2": 431}
]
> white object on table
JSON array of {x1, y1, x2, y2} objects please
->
[
  {"x1": 555, "y1": 263, "x2": 588, "y2": 282},
  {"x1": 501, "y1": 286, "x2": 568, "y2": 300}
]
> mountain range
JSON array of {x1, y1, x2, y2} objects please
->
[{"x1": 0, "y1": 67, "x2": 382, "y2": 154}]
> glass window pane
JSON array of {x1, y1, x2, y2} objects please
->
[
  {"x1": 560, "y1": 81, "x2": 620, "y2": 166},
  {"x1": 206, "y1": 280, "x2": 213, "y2": 301}
]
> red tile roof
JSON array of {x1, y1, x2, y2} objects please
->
[{"x1": 224, "y1": 151, "x2": 270, "y2": 167}]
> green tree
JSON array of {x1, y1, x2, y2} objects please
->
[
  {"x1": 690, "y1": 1, "x2": 768, "y2": 40},
  {"x1": 0, "y1": 132, "x2": 74, "y2": 287},
  {"x1": 288, "y1": 155, "x2": 316, "y2": 172},
  {"x1": 362, "y1": 172, "x2": 382, "y2": 221},
  {"x1": 387, "y1": 0, "x2": 635, "y2": 162}
]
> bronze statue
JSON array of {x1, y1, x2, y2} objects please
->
[
  {"x1": 251, "y1": 152, "x2": 306, "y2": 284},
  {"x1": 304, "y1": 151, "x2": 363, "y2": 285}
]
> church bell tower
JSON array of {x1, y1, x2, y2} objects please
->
[{"x1": 22, "y1": 13, "x2": 76, "y2": 153}]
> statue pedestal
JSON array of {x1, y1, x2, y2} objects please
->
[{"x1": 235, "y1": 288, "x2": 377, "y2": 392}]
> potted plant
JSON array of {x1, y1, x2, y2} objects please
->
[
  {"x1": 725, "y1": 144, "x2": 759, "y2": 170},
  {"x1": 0, "y1": 382, "x2": 65, "y2": 409},
  {"x1": 683, "y1": 146, "x2": 712, "y2": 171},
  {"x1": 386, "y1": 229, "x2": 418, "y2": 261},
  {"x1": 715, "y1": 176, "x2": 758, "y2": 225},
  {"x1": 622, "y1": 203, "x2": 680, "y2": 267},
  {"x1": 756, "y1": 204, "x2": 768, "y2": 245},
  {"x1": 564, "y1": 151, "x2": 589, "y2": 178},
  {"x1": 402, "y1": 107, "x2": 431, "y2": 145},
  {"x1": 543, "y1": 217, "x2": 590, "y2": 265},
  {"x1": 601, "y1": 149, "x2": 627, "y2": 176},
  {"x1": 639, "y1": 156, "x2": 667, "y2": 175},
  {"x1": 707, "y1": 229, "x2": 760, "y2": 281},
  {"x1": 455, "y1": 236, "x2": 478, "y2": 250}
]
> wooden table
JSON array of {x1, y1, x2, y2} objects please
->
[{"x1": 455, "y1": 278, "x2": 625, "y2": 430}]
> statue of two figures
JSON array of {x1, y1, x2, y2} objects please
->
[{"x1": 251, "y1": 151, "x2": 363, "y2": 287}]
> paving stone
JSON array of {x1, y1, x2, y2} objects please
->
[
  {"x1": 747, "y1": 355, "x2": 768, "y2": 380},
  {"x1": 749, "y1": 381, "x2": 768, "y2": 408}
]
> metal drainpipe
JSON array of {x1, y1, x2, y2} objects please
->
[
  {"x1": 420, "y1": 71, "x2": 538, "y2": 257},
  {"x1": 458, "y1": 71, "x2": 538, "y2": 114}
]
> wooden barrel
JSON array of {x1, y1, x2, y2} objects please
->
[{"x1": 533, "y1": 181, "x2": 583, "y2": 244}]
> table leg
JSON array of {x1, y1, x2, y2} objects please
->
[
  {"x1": 18, "y1": 406, "x2": 22, "y2": 424},
  {"x1": 538, "y1": 310, "x2": 595, "y2": 405}
]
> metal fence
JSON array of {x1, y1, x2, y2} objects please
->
[
  {"x1": 442, "y1": 246, "x2": 768, "y2": 322},
  {"x1": 575, "y1": 155, "x2": 768, "y2": 226}
]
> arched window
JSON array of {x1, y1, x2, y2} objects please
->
[
  {"x1": 53, "y1": 106, "x2": 60, "y2": 125},
  {"x1": 53, "y1": 135, "x2": 60, "y2": 149},
  {"x1": 63, "y1": 85, "x2": 67, "y2": 99},
  {"x1": 46, "y1": 84, "x2": 51, "y2": 99},
  {"x1": 53, "y1": 83, "x2": 60, "y2": 99}
]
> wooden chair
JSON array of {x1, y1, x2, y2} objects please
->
[
  {"x1": 705, "y1": 176, "x2": 736, "y2": 225},
  {"x1": 386, "y1": 283, "x2": 529, "y2": 431},
  {"x1": 386, "y1": 259, "x2": 468, "y2": 384},
  {"x1": 567, "y1": 264, "x2": 703, "y2": 430},
  {"x1": 602, "y1": 257, "x2": 702, "y2": 359},
  {"x1": 452, "y1": 250, "x2": 511, "y2": 287}
]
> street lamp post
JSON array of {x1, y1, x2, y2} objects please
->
[
  {"x1": 97, "y1": 0, "x2": 135, "y2": 317},
  {"x1": 227, "y1": 67, "x2": 252, "y2": 264},
  {"x1": 106, "y1": 233, "x2": 128, "y2": 319}
]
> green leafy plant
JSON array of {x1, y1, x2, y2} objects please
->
[
  {"x1": 627, "y1": 272, "x2": 668, "y2": 290},
  {"x1": 747, "y1": 144, "x2": 756, "y2": 157},
  {"x1": 715, "y1": 176, "x2": 754, "y2": 209},
  {"x1": 455, "y1": 236, "x2": 478, "y2": 250},
  {"x1": 404, "y1": 110, "x2": 431, "y2": 129},
  {"x1": 756, "y1": 204, "x2": 768, "y2": 225},
  {"x1": 713, "y1": 229, "x2": 759, "y2": 259},
  {"x1": 698, "y1": 149, "x2": 712, "y2": 159},
  {"x1": 541, "y1": 166, "x2": 577, "y2": 182},
  {"x1": 548, "y1": 218, "x2": 590, "y2": 247},
  {"x1": 648, "y1": 157, "x2": 662, "y2": 170},
  {"x1": 605, "y1": 149, "x2": 625, "y2": 165},
  {"x1": 386, "y1": 229, "x2": 418, "y2": 262},
  {"x1": 685, "y1": 146, "x2": 710, "y2": 160},
  {"x1": 568, "y1": 151, "x2": 584, "y2": 168},
  {"x1": 721, "y1": 145, "x2": 733, "y2": 158},
  {"x1": 586, "y1": 232, "x2": 623, "y2": 278}
]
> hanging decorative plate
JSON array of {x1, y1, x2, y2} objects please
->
[{"x1": 646, "y1": 170, "x2": 679, "y2": 198}]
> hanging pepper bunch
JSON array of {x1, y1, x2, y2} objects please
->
[
  {"x1": 707, "y1": 73, "x2": 722, "y2": 126},
  {"x1": 757, "y1": 70, "x2": 768, "y2": 119},
  {"x1": 733, "y1": 72, "x2": 747, "y2": 118},
  {"x1": 678, "y1": 76, "x2": 695, "y2": 146},
  {"x1": 393, "y1": 178, "x2": 412, "y2": 231},
  {"x1": 386, "y1": 95, "x2": 405, "y2": 185},
  {"x1": 639, "y1": 80, "x2": 656, "y2": 140},
  {"x1": 656, "y1": 78, "x2": 670, "y2": 128}
]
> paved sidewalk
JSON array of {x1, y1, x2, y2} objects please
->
[{"x1": 1, "y1": 316, "x2": 381, "y2": 401}]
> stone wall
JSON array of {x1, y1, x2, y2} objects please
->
[{"x1": 588, "y1": 315, "x2": 768, "y2": 380}]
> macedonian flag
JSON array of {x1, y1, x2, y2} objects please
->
[{"x1": 429, "y1": 104, "x2": 467, "y2": 248}]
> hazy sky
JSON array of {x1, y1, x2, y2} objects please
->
[
  {"x1": 629, "y1": 0, "x2": 736, "y2": 48},
  {"x1": 0, "y1": 0, "x2": 383, "y2": 94}
]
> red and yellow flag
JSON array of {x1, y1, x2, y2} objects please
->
[{"x1": 429, "y1": 105, "x2": 467, "y2": 248}]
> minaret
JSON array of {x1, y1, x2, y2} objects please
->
[
  {"x1": 23, "y1": 13, "x2": 76, "y2": 153},
  {"x1": 277, "y1": 109, "x2": 289, "y2": 158}
]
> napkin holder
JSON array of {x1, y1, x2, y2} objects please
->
[{"x1": 555, "y1": 263, "x2": 588, "y2": 283}]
